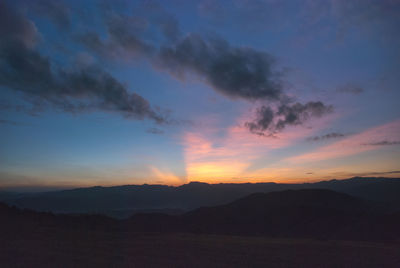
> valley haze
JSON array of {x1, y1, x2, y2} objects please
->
[{"x1": 2, "y1": 177, "x2": 400, "y2": 218}]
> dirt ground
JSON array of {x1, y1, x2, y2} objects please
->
[{"x1": 2, "y1": 229, "x2": 400, "y2": 268}]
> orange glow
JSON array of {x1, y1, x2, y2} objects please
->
[
  {"x1": 149, "y1": 166, "x2": 186, "y2": 185},
  {"x1": 186, "y1": 161, "x2": 248, "y2": 182},
  {"x1": 183, "y1": 111, "x2": 338, "y2": 182}
]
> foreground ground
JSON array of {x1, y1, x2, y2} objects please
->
[{"x1": 2, "y1": 230, "x2": 400, "y2": 267}]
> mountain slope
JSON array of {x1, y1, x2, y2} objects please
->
[
  {"x1": 128, "y1": 189, "x2": 400, "y2": 241},
  {"x1": 2, "y1": 177, "x2": 400, "y2": 217},
  {"x1": 1, "y1": 189, "x2": 400, "y2": 242},
  {"x1": 2, "y1": 200, "x2": 400, "y2": 268}
]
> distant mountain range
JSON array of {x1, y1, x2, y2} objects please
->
[
  {"x1": 1, "y1": 177, "x2": 400, "y2": 218},
  {"x1": 128, "y1": 189, "x2": 400, "y2": 241},
  {"x1": 1, "y1": 188, "x2": 400, "y2": 242}
]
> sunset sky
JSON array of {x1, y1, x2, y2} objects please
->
[{"x1": 1, "y1": 0, "x2": 399, "y2": 190}]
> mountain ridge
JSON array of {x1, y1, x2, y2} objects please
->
[
  {"x1": 2, "y1": 188, "x2": 399, "y2": 242},
  {"x1": 1, "y1": 177, "x2": 399, "y2": 217}
]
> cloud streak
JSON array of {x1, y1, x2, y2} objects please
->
[
  {"x1": 146, "y1": 127, "x2": 164, "y2": 135},
  {"x1": 287, "y1": 119, "x2": 400, "y2": 163},
  {"x1": 0, "y1": 2, "x2": 167, "y2": 124},
  {"x1": 307, "y1": 132, "x2": 345, "y2": 142},
  {"x1": 362, "y1": 140, "x2": 400, "y2": 146},
  {"x1": 337, "y1": 84, "x2": 364, "y2": 95}
]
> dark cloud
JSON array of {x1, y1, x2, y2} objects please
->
[
  {"x1": 157, "y1": 34, "x2": 284, "y2": 101},
  {"x1": 0, "y1": 42, "x2": 53, "y2": 96},
  {"x1": 307, "y1": 132, "x2": 345, "y2": 142},
  {"x1": 82, "y1": 28, "x2": 285, "y2": 101},
  {"x1": 244, "y1": 106, "x2": 274, "y2": 136},
  {"x1": 245, "y1": 101, "x2": 333, "y2": 136},
  {"x1": 80, "y1": 7, "x2": 285, "y2": 101},
  {"x1": 138, "y1": 0, "x2": 182, "y2": 43},
  {"x1": 365, "y1": 171, "x2": 400, "y2": 175},
  {"x1": 74, "y1": 2, "x2": 332, "y2": 134},
  {"x1": 79, "y1": 13, "x2": 154, "y2": 60},
  {"x1": 339, "y1": 170, "x2": 400, "y2": 178},
  {"x1": 58, "y1": 67, "x2": 167, "y2": 123},
  {"x1": 276, "y1": 102, "x2": 333, "y2": 130},
  {"x1": 0, "y1": 2, "x2": 38, "y2": 48},
  {"x1": 362, "y1": 140, "x2": 400, "y2": 146},
  {"x1": 73, "y1": 2, "x2": 332, "y2": 136},
  {"x1": 155, "y1": 32, "x2": 332, "y2": 134},
  {"x1": 1, "y1": 49, "x2": 167, "y2": 122},
  {"x1": 105, "y1": 13, "x2": 154, "y2": 55},
  {"x1": 79, "y1": 0, "x2": 181, "y2": 60},
  {"x1": 146, "y1": 127, "x2": 164, "y2": 134},
  {"x1": 25, "y1": 0, "x2": 71, "y2": 31},
  {"x1": 337, "y1": 84, "x2": 364, "y2": 95},
  {"x1": 0, "y1": 2, "x2": 167, "y2": 124}
]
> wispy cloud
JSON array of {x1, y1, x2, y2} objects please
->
[
  {"x1": 146, "y1": 128, "x2": 164, "y2": 135},
  {"x1": 362, "y1": 140, "x2": 400, "y2": 146},
  {"x1": 306, "y1": 132, "x2": 345, "y2": 142},
  {"x1": 287, "y1": 119, "x2": 400, "y2": 163},
  {"x1": 340, "y1": 170, "x2": 400, "y2": 177},
  {"x1": 183, "y1": 111, "x2": 336, "y2": 181},
  {"x1": 337, "y1": 83, "x2": 364, "y2": 95},
  {"x1": 0, "y1": 2, "x2": 169, "y2": 124}
]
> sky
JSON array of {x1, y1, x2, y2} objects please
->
[{"x1": 0, "y1": 0, "x2": 399, "y2": 190}]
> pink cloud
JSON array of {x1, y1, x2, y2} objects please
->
[
  {"x1": 182, "y1": 110, "x2": 338, "y2": 181},
  {"x1": 287, "y1": 119, "x2": 400, "y2": 163}
]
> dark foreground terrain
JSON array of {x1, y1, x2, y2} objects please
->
[
  {"x1": 1, "y1": 188, "x2": 400, "y2": 267},
  {"x1": 2, "y1": 231, "x2": 400, "y2": 267},
  {"x1": 3, "y1": 177, "x2": 400, "y2": 218}
]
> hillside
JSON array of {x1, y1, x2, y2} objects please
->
[
  {"x1": 129, "y1": 189, "x2": 400, "y2": 241},
  {"x1": 2, "y1": 177, "x2": 400, "y2": 217}
]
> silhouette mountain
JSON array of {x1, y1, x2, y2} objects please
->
[
  {"x1": 2, "y1": 189, "x2": 399, "y2": 242},
  {"x1": 1, "y1": 177, "x2": 399, "y2": 217},
  {"x1": 128, "y1": 189, "x2": 400, "y2": 241},
  {"x1": 2, "y1": 196, "x2": 400, "y2": 267}
]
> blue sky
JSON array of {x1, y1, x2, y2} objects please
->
[{"x1": 0, "y1": 0, "x2": 399, "y2": 190}]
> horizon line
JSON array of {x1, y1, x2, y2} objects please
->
[{"x1": 1, "y1": 176, "x2": 399, "y2": 193}]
